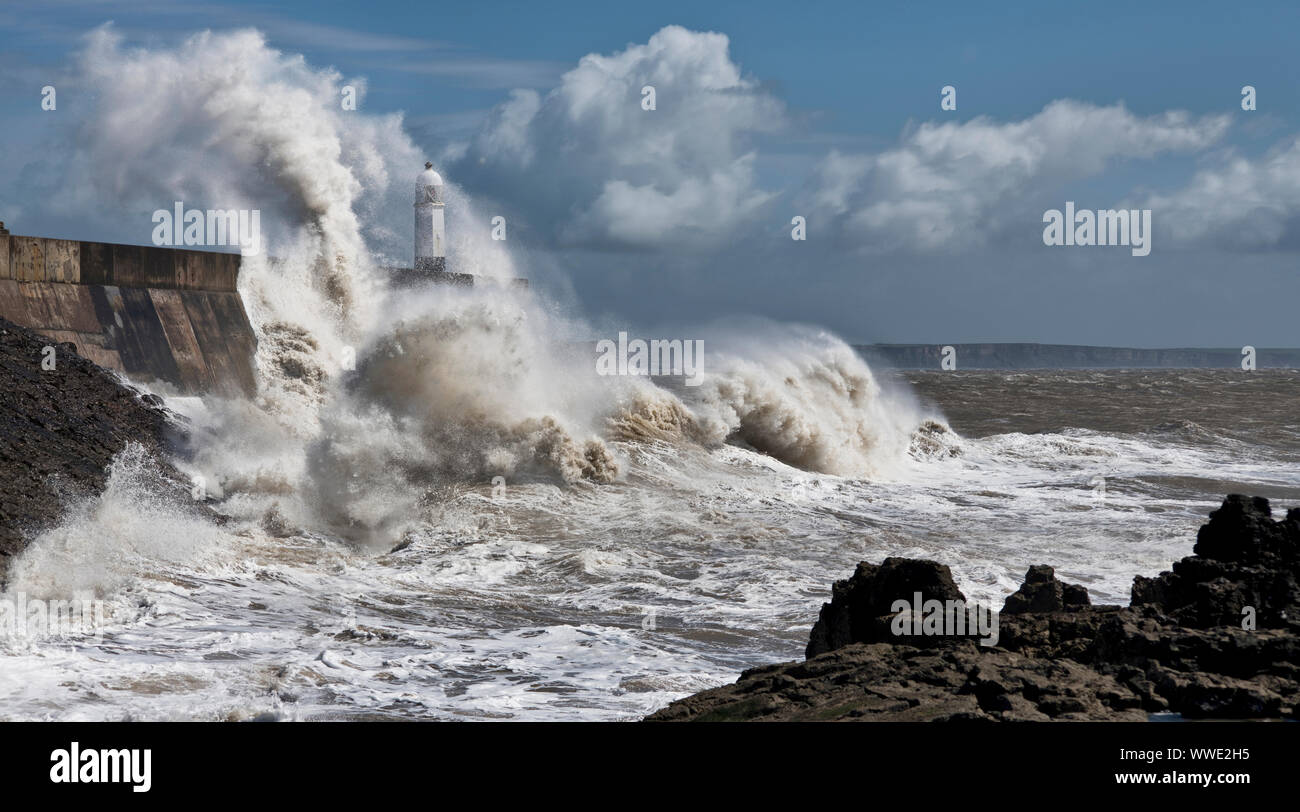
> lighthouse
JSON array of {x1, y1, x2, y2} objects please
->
[
  {"x1": 414, "y1": 161, "x2": 445, "y2": 274},
  {"x1": 395, "y1": 162, "x2": 527, "y2": 289}
]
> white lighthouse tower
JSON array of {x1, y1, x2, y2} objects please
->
[{"x1": 415, "y1": 161, "x2": 445, "y2": 274}]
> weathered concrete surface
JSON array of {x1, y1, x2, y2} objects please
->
[
  {"x1": 10, "y1": 236, "x2": 43, "y2": 282},
  {"x1": 0, "y1": 233, "x2": 255, "y2": 396},
  {"x1": 149, "y1": 287, "x2": 214, "y2": 392},
  {"x1": 45, "y1": 239, "x2": 79, "y2": 283}
]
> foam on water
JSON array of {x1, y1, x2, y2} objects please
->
[
  {"x1": 5, "y1": 409, "x2": 1297, "y2": 720},
  {"x1": 5, "y1": 29, "x2": 1298, "y2": 720}
]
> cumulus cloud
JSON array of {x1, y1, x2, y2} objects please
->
[
  {"x1": 448, "y1": 25, "x2": 785, "y2": 249},
  {"x1": 807, "y1": 100, "x2": 1231, "y2": 252},
  {"x1": 1142, "y1": 136, "x2": 1300, "y2": 251}
]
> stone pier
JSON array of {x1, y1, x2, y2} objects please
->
[{"x1": 0, "y1": 229, "x2": 257, "y2": 396}]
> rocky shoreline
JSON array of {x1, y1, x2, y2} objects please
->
[
  {"x1": 648, "y1": 494, "x2": 1300, "y2": 721},
  {"x1": 0, "y1": 317, "x2": 193, "y2": 586}
]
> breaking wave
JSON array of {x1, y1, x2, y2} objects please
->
[
  {"x1": 6, "y1": 444, "x2": 222, "y2": 598},
  {"x1": 684, "y1": 326, "x2": 928, "y2": 478},
  {"x1": 37, "y1": 27, "x2": 936, "y2": 553}
]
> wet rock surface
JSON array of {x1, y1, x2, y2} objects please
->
[
  {"x1": 805, "y1": 557, "x2": 967, "y2": 657},
  {"x1": 1001, "y1": 564, "x2": 1091, "y2": 614},
  {"x1": 648, "y1": 494, "x2": 1300, "y2": 721},
  {"x1": 0, "y1": 317, "x2": 190, "y2": 583}
]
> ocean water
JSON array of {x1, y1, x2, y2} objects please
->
[
  {"x1": 3, "y1": 325, "x2": 1297, "y2": 720},
  {"x1": 3, "y1": 29, "x2": 1296, "y2": 718}
]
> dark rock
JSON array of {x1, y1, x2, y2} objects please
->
[
  {"x1": 806, "y1": 557, "x2": 967, "y2": 658},
  {"x1": 1063, "y1": 583, "x2": 1091, "y2": 607},
  {"x1": 1001, "y1": 564, "x2": 1091, "y2": 614},
  {"x1": 646, "y1": 641, "x2": 1147, "y2": 722},
  {"x1": 0, "y1": 317, "x2": 192, "y2": 585},
  {"x1": 649, "y1": 494, "x2": 1300, "y2": 722},
  {"x1": 1132, "y1": 494, "x2": 1300, "y2": 628}
]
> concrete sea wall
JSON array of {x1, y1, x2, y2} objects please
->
[{"x1": 0, "y1": 230, "x2": 257, "y2": 396}]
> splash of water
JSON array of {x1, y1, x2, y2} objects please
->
[
  {"x1": 31, "y1": 27, "x2": 935, "y2": 564},
  {"x1": 683, "y1": 325, "x2": 929, "y2": 478},
  {"x1": 6, "y1": 444, "x2": 222, "y2": 598}
]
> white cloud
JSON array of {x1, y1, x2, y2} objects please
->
[
  {"x1": 1143, "y1": 136, "x2": 1300, "y2": 250},
  {"x1": 449, "y1": 25, "x2": 785, "y2": 248},
  {"x1": 808, "y1": 100, "x2": 1231, "y2": 252}
]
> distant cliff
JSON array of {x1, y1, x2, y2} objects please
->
[{"x1": 858, "y1": 343, "x2": 1300, "y2": 370}]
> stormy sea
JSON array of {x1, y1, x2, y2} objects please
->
[
  {"x1": 1, "y1": 27, "x2": 1296, "y2": 724},
  {"x1": 3, "y1": 300, "x2": 1296, "y2": 720}
]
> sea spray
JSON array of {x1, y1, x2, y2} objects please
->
[
  {"x1": 682, "y1": 324, "x2": 927, "y2": 478},
  {"x1": 6, "y1": 444, "x2": 223, "y2": 599},
  {"x1": 53, "y1": 27, "x2": 935, "y2": 553},
  {"x1": 303, "y1": 286, "x2": 631, "y2": 544}
]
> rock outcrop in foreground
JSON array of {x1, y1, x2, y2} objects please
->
[
  {"x1": 0, "y1": 317, "x2": 187, "y2": 584},
  {"x1": 648, "y1": 495, "x2": 1300, "y2": 721}
]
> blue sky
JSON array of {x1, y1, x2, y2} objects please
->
[
  {"x1": 2, "y1": 0, "x2": 1299, "y2": 346},
  {"x1": 7, "y1": 2, "x2": 1297, "y2": 136}
]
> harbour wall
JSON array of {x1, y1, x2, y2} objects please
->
[{"x1": 0, "y1": 228, "x2": 257, "y2": 396}]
